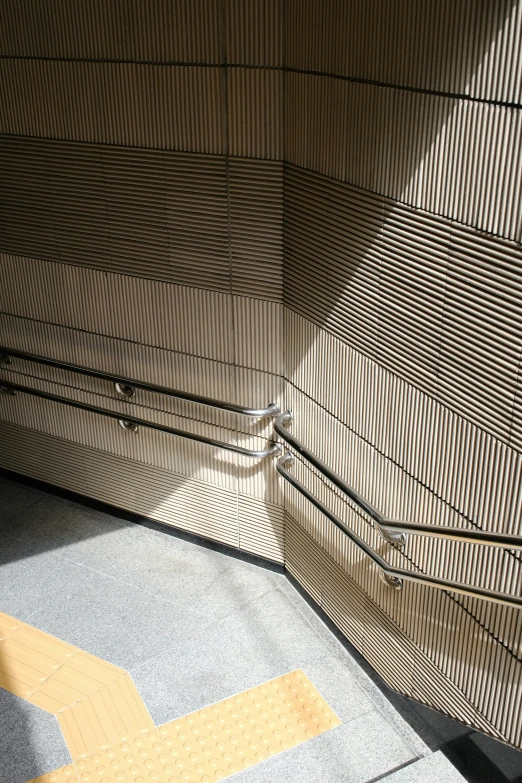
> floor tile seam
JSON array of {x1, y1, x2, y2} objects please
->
[
  {"x1": 43, "y1": 548, "x2": 235, "y2": 623},
  {"x1": 126, "y1": 585, "x2": 286, "y2": 679},
  {"x1": 272, "y1": 584, "x2": 342, "y2": 656},
  {"x1": 367, "y1": 753, "x2": 425, "y2": 782}
]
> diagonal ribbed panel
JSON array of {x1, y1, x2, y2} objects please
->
[{"x1": 284, "y1": 168, "x2": 522, "y2": 443}]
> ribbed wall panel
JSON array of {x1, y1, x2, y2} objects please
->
[
  {"x1": 286, "y1": 513, "x2": 500, "y2": 737},
  {"x1": 228, "y1": 67, "x2": 283, "y2": 159},
  {"x1": 284, "y1": 168, "x2": 522, "y2": 443},
  {"x1": 238, "y1": 495, "x2": 285, "y2": 562},
  {"x1": 0, "y1": 254, "x2": 235, "y2": 363},
  {"x1": 0, "y1": 138, "x2": 286, "y2": 300},
  {"x1": 0, "y1": 0, "x2": 222, "y2": 62},
  {"x1": 225, "y1": 0, "x2": 283, "y2": 67},
  {"x1": 285, "y1": 0, "x2": 522, "y2": 104},
  {"x1": 0, "y1": 61, "x2": 226, "y2": 152},
  {"x1": 233, "y1": 297, "x2": 283, "y2": 375},
  {"x1": 285, "y1": 74, "x2": 522, "y2": 240},
  {"x1": 0, "y1": 420, "x2": 240, "y2": 548},
  {"x1": 0, "y1": 384, "x2": 239, "y2": 489},
  {"x1": 229, "y1": 159, "x2": 283, "y2": 300},
  {"x1": 285, "y1": 309, "x2": 522, "y2": 540}
]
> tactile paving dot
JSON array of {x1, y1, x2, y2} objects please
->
[
  {"x1": 26, "y1": 766, "x2": 79, "y2": 783},
  {"x1": 156, "y1": 669, "x2": 341, "y2": 782},
  {"x1": 73, "y1": 731, "x2": 171, "y2": 782}
]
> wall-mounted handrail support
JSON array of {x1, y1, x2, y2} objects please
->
[
  {"x1": 0, "y1": 381, "x2": 281, "y2": 459},
  {"x1": 274, "y1": 411, "x2": 405, "y2": 545},
  {"x1": 0, "y1": 346, "x2": 279, "y2": 419},
  {"x1": 276, "y1": 451, "x2": 522, "y2": 609}
]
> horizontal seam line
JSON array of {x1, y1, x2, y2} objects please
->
[{"x1": 0, "y1": 55, "x2": 520, "y2": 108}]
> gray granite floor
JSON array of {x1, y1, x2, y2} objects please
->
[{"x1": 0, "y1": 474, "x2": 476, "y2": 782}]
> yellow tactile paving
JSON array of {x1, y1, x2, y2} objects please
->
[
  {"x1": 26, "y1": 765, "x2": 79, "y2": 783},
  {"x1": 0, "y1": 614, "x2": 341, "y2": 783},
  {"x1": 75, "y1": 670, "x2": 341, "y2": 782},
  {"x1": 31, "y1": 651, "x2": 125, "y2": 714},
  {"x1": 0, "y1": 622, "x2": 76, "y2": 699},
  {"x1": 0, "y1": 614, "x2": 125, "y2": 714},
  {"x1": 58, "y1": 674, "x2": 155, "y2": 760},
  {"x1": 0, "y1": 610, "x2": 21, "y2": 640}
]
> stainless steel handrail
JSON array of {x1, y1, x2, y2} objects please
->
[
  {"x1": 381, "y1": 520, "x2": 522, "y2": 551},
  {"x1": 274, "y1": 411, "x2": 522, "y2": 552},
  {"x1": 0, "y1": 347, "x2": 279, "y2": 418},
  {"x1": 276, "y1": 452, "x2": 522, "y2": 609},
  {"x1": 274, "y1": 411, "x2": 405, "y2": 545},
  {"x1": 0, "y1": 382, "x2": 281, "y2": 458}
]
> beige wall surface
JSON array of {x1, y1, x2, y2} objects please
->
[{"x1": 1, "y1": 0, "x2": 522, "y2": 748}]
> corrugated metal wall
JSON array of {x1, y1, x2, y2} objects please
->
[{"x1": 1, "y1": 0, "x2": 522, "y2": 748}]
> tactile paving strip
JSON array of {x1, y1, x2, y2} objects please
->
[
  {"x1": 0, "y1": 613, "x2": 341, "y2": 783},
  {"x1": 65, "y1": 670, "x2": 341, "y2": 782}
]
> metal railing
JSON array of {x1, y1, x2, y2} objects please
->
[
  {"x1": 2, "y1": 349, "x2": 521, "y2": 599},
  {"x1": 275, "y1": 412, "x2": 522, "y2": 608},
  {"x1": 274, "y1": 411, "x2": 405, "y2": 545},
  {"x1": 0, "y1": 347, "x2": 279, "y2": 418},
  {"x1": 0, "y1": 380, "x2": 281, "y2": 458}
]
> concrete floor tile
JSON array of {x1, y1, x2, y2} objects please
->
[
  {"x1": 63, "y1": 518, "x2": 233, "y2": 595},
  {"x1": 63, "y1": 520, "x2": 284, "y2": 620},
  {"x1": 0, "y1": 689, "x2": 70, "y2": 783},
  {"x1": 300, "y1": 655, "x2": 375, "y2": 725},
  {"x1": 380, "y1": 750, "x2": 466, "y2": 781},
  {"x1": 26, "y1": 565, "x2": 210, "y2": 670},
  {"x1": 327, "y1": 645, "x2": 431, "y2": 759},
  {"x1": 0, "y1": 476, "x2": 45, "y2": 527},
  {"x1": 0, "y1": 540, "x2": 85, "y2": 622},
  {"x1": 3, "y1": 492, "x2": 138, "y2": 558},
  {"x1": 131, "y1": 586, "x2": 334, "y2": 726}
]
